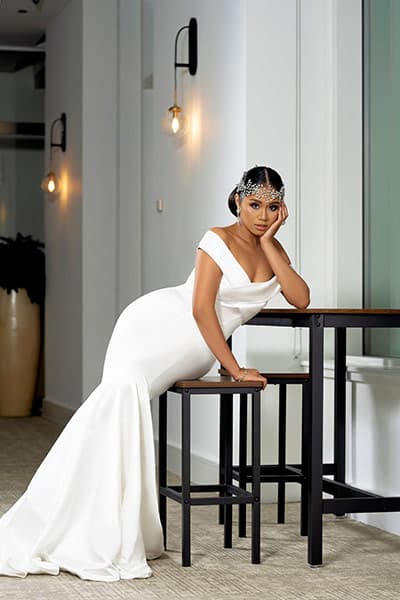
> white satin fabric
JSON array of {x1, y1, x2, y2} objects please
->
[{"x1": 0, "y1": 229, "x2": 281, "y2": 582}]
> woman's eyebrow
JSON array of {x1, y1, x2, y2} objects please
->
[{"x1": 248, "y1": 197, "x2": 280, "y2": 206}]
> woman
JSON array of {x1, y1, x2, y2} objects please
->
[{"x1": 0, "y1": 165, "x2": 309, "y2": 582}]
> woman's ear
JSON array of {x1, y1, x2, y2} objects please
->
[{"x1": 235, "y1": 193, "x2": 240, "y2": 211}]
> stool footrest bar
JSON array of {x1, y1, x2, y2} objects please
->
[{"x1": 160, "y1": 483, "x2": 256, "y2": 505}]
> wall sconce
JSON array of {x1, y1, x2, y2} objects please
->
[
  {"x1": 161, "y1": 17, "x2": 197, "y2": 137},
  {"x1": 41, "y1": 112, "x2": 67, "y2": 196}
]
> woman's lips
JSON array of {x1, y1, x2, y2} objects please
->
[{"x1": 254, "y1": 224, "x2": 268, "y2": 230}]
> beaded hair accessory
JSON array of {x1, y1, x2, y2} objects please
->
[{"x1": 236, "y1": 171, "x2": 285, "y2": 202}]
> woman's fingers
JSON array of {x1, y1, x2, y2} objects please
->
[{"x1": 242, "y1": 370, "x2": 268, "y2": 390}]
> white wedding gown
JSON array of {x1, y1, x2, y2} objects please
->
[{"x1": 0, "y1": 229, "x2": 282, "y2": 582}]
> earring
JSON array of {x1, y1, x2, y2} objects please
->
[{"x1": 236, "y1": 207, "x2": 241, "y2": 223}]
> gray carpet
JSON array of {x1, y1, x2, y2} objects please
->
[{"x1": 1, "y1": 416, "x2": 400, "y2": 600}]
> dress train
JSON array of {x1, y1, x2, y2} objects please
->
[{"x1": 0, "y1": 369, "x2": 163, "y2": 581}]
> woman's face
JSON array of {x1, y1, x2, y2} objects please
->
[{"x1": 235, "y1": 187, "x2": 282, "y2": 236}]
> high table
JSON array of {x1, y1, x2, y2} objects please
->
[{"x1": 245, "y1": 308, "x2": 400, "y2": 567}]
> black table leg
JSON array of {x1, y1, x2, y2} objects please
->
[
  {"x1": 334, "y1": 327, "x2": 346, "y2": 516},
  {"x1": 251, "y1": 389, "x2": 261, "y2": 564},
  {"x1": 223, "y1": 393, "x2": 233, "y2": 548},
  {"x1": 159, "y1": 392, "x2": 167, "y2": 549},
  {"x1": 300, "y1": 380, "x2": 311, "y2": 537},
  {"x1": 182, "y1": 391, "x2": 191, "y2": 567},
  {"x1": 278, "y1": 384, "x2": 287, "y2": 524},
  {"x1": 308, "y1": 314, "x2": 324, "y2": 567}
]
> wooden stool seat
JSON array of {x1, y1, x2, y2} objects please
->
[
  {"x1": 218, "y1": 367, "x2": 309, "y2": 382},
  {"x1": 171, "y1": 375, "x2": 264, "y2": 389}
]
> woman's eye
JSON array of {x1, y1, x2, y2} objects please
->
[
  {"x1": 250, "y1": 203, "x2": 259, "y2": 209},
  {"x1": 270, "y1": 205, "x2": 278, "y2": 211}
]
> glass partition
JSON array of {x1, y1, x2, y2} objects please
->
[{"x1": 363, "y1": 0, "x2": 400, "y2": 357}]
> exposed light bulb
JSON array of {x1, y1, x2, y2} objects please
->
[
  {"x1": 161, "y1": 103, "x2": 186, "y2": 137},
  {"x1": 41, "y1": 171, "x2": 60, "y2": 195},
  {"x1": 171, "y1": 116, "x2": 180, "y2": 133}
]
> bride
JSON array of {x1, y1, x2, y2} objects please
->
[{"x1": 0, "y1": 165, "x2": 310, "y2": 582}]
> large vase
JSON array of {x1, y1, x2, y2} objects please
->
[{"x1": 0, "y1": 287, "x2": 40, "y2": 417}]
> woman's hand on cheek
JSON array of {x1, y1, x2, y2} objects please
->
[{"x1": 261, "y1": 202, "x2": 288, "y2": 243}]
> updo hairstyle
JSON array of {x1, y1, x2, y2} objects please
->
[{"x1": 227, "y1": 165, "x2": 284, "y2": 216}]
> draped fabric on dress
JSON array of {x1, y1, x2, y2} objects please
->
[{"x1": 0, "y1": 229, "x2": 281, "y2": 582}]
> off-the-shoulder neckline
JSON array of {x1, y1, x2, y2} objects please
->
[{"x1": 206, "y1": 229, "x2": 277, "y2": 285}]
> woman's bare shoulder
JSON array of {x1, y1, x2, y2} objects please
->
[{"x1": 209, "y1": 225, "x2": 235, "y2": 242}]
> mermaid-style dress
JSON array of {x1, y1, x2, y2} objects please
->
[{"x1": 0, "y1": 229, "x2": 282, "y2": 582}]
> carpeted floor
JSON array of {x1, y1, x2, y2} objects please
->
[{"x1": 1, "y1": 416, "x2": 400, "y2": 600}]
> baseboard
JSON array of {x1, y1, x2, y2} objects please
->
[
  {"x1": 154, "y1": 440, "x2": 301, "y2": 504},
  {"x1": 41, "y1": 398, "x2": 74, "y2": 427}
]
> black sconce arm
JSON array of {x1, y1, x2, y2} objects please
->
[
  {"x1": 173, "y1": 17, "x2": 197, "y2": 75},
  {"x1": 50, "y1": 112, "x2": 67, "y2": 153}
]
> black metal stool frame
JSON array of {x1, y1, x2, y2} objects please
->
[
  {"x1": 228, "y1": 376, "x2": 311, "y2": 538},
  {"x1": 158, "y1": 380, "x2": 262, "y2": 567}
]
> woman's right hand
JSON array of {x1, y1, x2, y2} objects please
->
[{"x1": 235, "y1": 368, "x2": 268, "y2": 390}]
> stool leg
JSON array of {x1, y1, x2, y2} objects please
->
[
  {"x1": 251, "y1": 389, "x2": 261, "y2": 564},
  {"x1": 182, "y1": 391, "x2": 191, "y2": 566},
  {"x1": 301, "y1": 380, "x2": 311, "y2": 536},
  {"x1": 219, "y1": 347, "x2": 231, "y2": 525},
  {"x1": 223, "y1": 393, "x2": 233, "y2": 548},
  {"x1": 238, "y1": 393, "x2": 248, "y2": 537},
  {"x1": 159, "y1": 392, "x2": 167, "y2": 550},
  {"x1": 278, "y1": 384, "x2": 287, "y2": 524},
  {"x1": 219, "y1": 394, "x2": 227, "y2": 525}
]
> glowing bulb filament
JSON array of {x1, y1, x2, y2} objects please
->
[{"x1": 171, "y1": 117, "x2": 180, "y2": 133}]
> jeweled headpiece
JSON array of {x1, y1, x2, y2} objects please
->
[{"x1": 236, "y1": 170, "x2": 285, "y2": 202}]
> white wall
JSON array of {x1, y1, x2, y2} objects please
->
[
  {"x1": 142, "y1": 0, "x2": 247, "y2": 464},
  {"x1": 142, "y1": 0, "x2": 247, "y2": 292},
  {"x1": 81, "y1": 0, "x2": 118, "y2": 398},
  {"x1": 82, "y1": 0, "x2": 142, "y2": 397},
  {"x1": 45, "y1": 0, "x2": 83, "y2": 412},
  {"x1": 118, "y1": 0, "x2": 142, "y2": 311},
  {"x1": 44, "y1": 0, "x2": 142, "y2": 412}
]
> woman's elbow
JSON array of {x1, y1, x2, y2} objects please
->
[
  {"x1": 192, "y1": 307, "x2": 201, "y2": 322},
  {"x1": 192, "y1": 305, "x2": 208, "y2": 323},
  {"x1": 193, "y1": 302, "x2": 216, "y2": 323},
  {"x1": 296, "y1": 300, "x2": 310, "y2": 310},
  {"x1": 295, "y1": 288, "x2": 310, "y2": 310}
]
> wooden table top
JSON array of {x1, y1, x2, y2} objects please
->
[{"x1": 258, "y1": 308, "x2": 400, "y2": 315}]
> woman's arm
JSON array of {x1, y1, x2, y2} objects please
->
[
  {"x1": 192, "y1": 249, "x2": 267, "y2": 387},
  {"x1": 259, "y1": 201, "x2": 310, "y2": 309},
  {"x1": 262, "y1": 238, "x2": 310, "y2": 309},
  {"x1": 192, "y1": 248, "x2": 242, "y2": 379}
]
